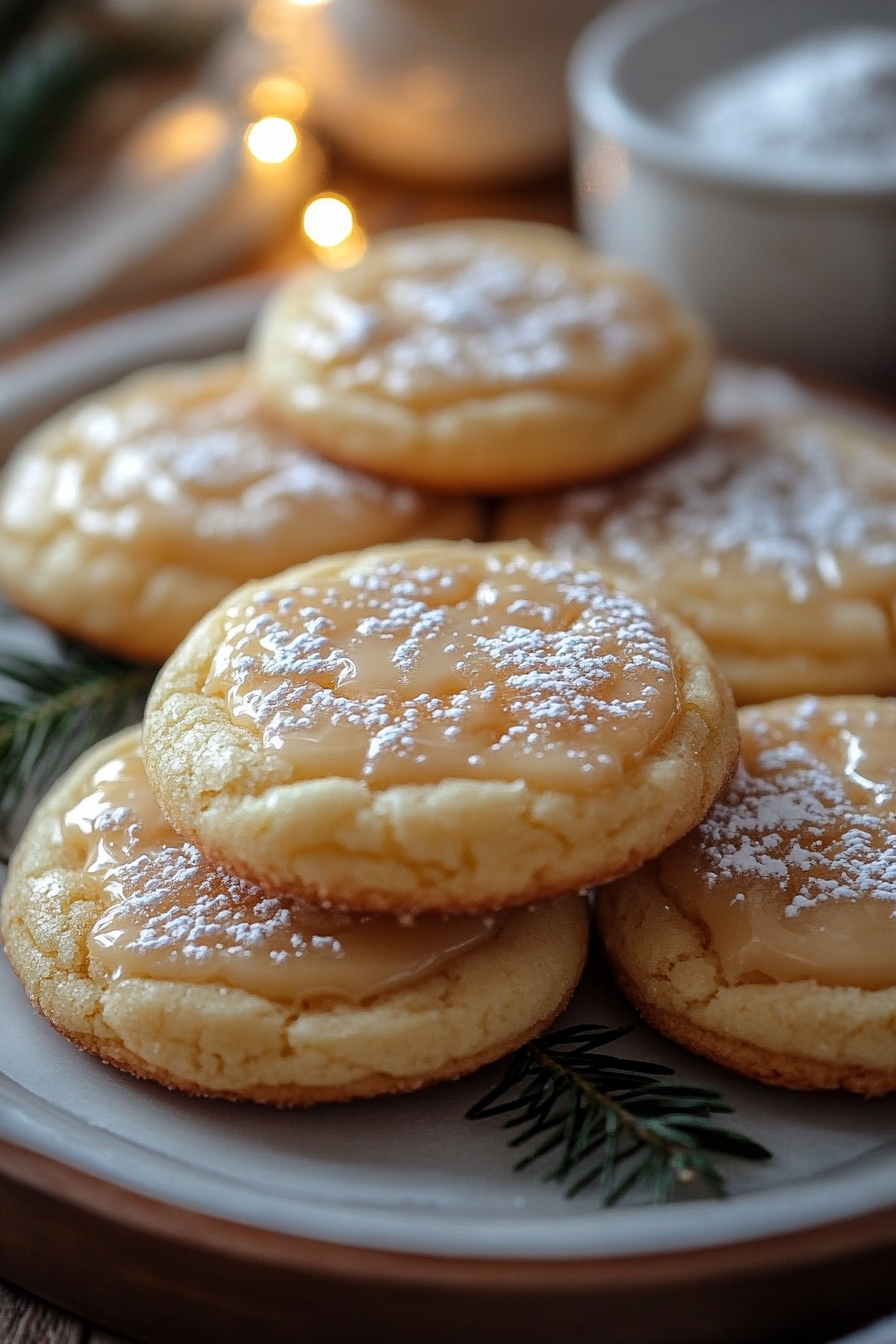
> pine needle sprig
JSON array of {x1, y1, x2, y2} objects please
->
[
  {"x1": 0, "y1": 643, "x2": 156, "y2": 859},
  {"x1": 0, "y1": 6, "x2": 221, "y2": 216},
  {"x1": 467, "y1": 1023, "x2": 771, "y2": 1204}
]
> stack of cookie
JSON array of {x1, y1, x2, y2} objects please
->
[
  {"x1": 0, "y1": 219, "x2": 731, "y2": 1103},
  {"x1": 0, "y1": 537, "x2": 738, "y2": 1102},
  {"x1": 0, "y1": 219, "x2": 711, "y2": 666},
  {"x1": 4, "y1": 217, "x2": 896, "y2": 1104}
]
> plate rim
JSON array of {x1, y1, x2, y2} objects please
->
[{"x1": 3, "y1": 1132, "x2": 896, "y2": 1289}]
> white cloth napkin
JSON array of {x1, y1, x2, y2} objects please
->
[{"x1": 0, "y1": 91, "x2": 321, "y2": 347}]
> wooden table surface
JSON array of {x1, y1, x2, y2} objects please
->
[
  {"x1": 0, "y1": 152, "x2": 573, "y2": 1344},
  {"x1": 1, "y1": 1279, "x2": 126, "y2": 1344}
]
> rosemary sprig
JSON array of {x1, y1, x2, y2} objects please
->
[
  {"x1": 467, "y1": 1022, "x2": 771, "y2": 1204},
  {"x1": 0, "y1": 643, "x2": 155, "y2": 860}
]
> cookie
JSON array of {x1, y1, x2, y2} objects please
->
[
  {"x1": 142, "y1": 539, "x2": 738, "y2": 913},
  {"x1": 0, "y1": 357, "x2": 483, "y2": 664},
  {"x1": 250, "y1": 220, "x2": 713, "y2": 494},
  {"x1": 0, "y1": 727, "x2": 588, "y2": 1105},
  {"x1": 596, "y1": 695, "x2": 896, "y2": 1096},
  {"x1": 496, "y1": 414, "x2": 896, "y2": 704}
]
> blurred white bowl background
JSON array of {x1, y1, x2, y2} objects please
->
[
  {"x1": 569, "y1": 0, "x2": 896, "y2": 385},
  {"x1": 234, "y1": 0, "x2": 610, "y2": 184}
]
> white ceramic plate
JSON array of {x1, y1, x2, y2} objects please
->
[{"x1": 2, "y1": 291, "x2": 896, "y2": 1266}]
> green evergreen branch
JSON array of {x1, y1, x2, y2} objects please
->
[
  {"x1": 0, "y1": 6, "x2": 220, "y2": 214},
  {"x1": 0, "y1": 644, "x2": 156, "y2": 860},
  {"x1": 467, "y1": 1023, "x2": 771, "y2": 1203},
  {"x1": 0, "y1": 23, "x2": 111, "y2": 203}
]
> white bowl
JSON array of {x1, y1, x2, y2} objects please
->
[
  {"x1": 568, "y1": 0, "x2": 896, "y2": 385},
  {"x1": 233, "y1": 0, "x2": 606, "y2": 185}
]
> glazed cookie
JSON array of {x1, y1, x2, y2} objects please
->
[
  {"x1": 0, "y1": 727, "x2": 588, "y2": 1104},
  {"x1": 496, "y1": 415, "x2": 896, "y2": 703},
  {"x1": 0, "y1": 357, "x2": 483, "y2": 663},
  {"x1": 596, "y1": 695, "x2": 896, "y2": 1096},
  {"x1": 142, "y1": 539, "x2": 738, "y2": 913},
  {"x1": 250, "y1": 220, "x2": 712, "y2": 493}
]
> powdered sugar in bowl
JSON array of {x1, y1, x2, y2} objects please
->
[{"x1": 569, "y1": 0, "x2": 896, "y2": 385}]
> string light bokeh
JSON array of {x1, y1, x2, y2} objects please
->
[
  {"x1": 237, "y1": 2, "x2": 366, "y2": 268},
  {"x1": 302, "y1": 193, "x2": 366, "y2": 266},
  {"x1": 245, "y1": 115, "x2": 299, "y2": 164}
]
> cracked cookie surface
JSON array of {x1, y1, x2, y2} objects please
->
[
  {"x1": 497, "y1": 415, "x2": 896, "y2": 703},
  {"x1": 0, "y1": 726, "x2": 588, "y2": 1104},
  {"x1": 142, "y1": 539, "x2": 737, "y2": 912},
  {"x1": 0, "y1": 356, "x2": 483, "y2": 663},
  {"x1": 250, "y1": 220, "x2": 712, "y2": 493},
  {"x1": 596, "y1": 695, "x2": 896, "y2": 1095}
]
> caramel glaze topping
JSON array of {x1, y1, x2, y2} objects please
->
[
  {"x1": 661, "y1": 696, "x2": 896, "y2": 989},
  {"x1": 0, "y1": 359, "x2": 470, "y2": 577},
  {"x1": 283, "y1": 226, "x2": 686, "y2": 409},
  {"x1": 70, "y1": 739, "x2": 501, "y2": 1004},
  {"x1": 498, "y1": 420, "x2": 896, "y2": 657},
  {"x1": 202, "y1": 548, "x2": 681, "y2": 791}
]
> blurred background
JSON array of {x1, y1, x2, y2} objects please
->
[
  {"x1": 7, "y1": 0, "x2": 895, "y2": 385},
  {"x1": 0, "y1": 0, "x2": 609, "y2": 352}
]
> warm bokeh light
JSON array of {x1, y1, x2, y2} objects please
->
[
  {"x1": 302, "y1": 195, "x2": 366, "y2": 268},
  {"x1": 127, "y1": 103, "x2": 229, "y2": 181},
  {"x1": 249, "y1": 75, "x2": 308, "y2": 122},
  {"x1": 246, "y1": 117, "x2": 299, "y2": 164},
  {"x1": 249, "y1": 0, "x2": 330, "y2": 39},
  {"x1": 303, "y1": 195, "x2": 354, "y2": 247}
]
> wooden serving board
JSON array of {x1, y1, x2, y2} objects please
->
[{"x1": 2, "y1": 1134, "x2": 896, "y2": 1344}]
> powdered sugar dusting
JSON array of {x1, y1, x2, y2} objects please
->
[
  {"x1": 3, "y1": 360, "x2": 438, "y2": 567},
  {"x1": 284, "y1": 229, "x2": 677, "y2": 406},
  {"x1": 692, "y1": 739, "x2": 896, "y2": 917},
  {"x1": 537, "y1": 420, "x2": 896, "y2": 603},
  {"x1": 98, "y1": 843, "x2": 315, "y2": 961},
  {"x1": 202, "y1": 550, "x2": 679, "y2": 790},
  {"x1": 673, "y1": 695, "x2": 896, "y2": 915},
  {"x1": 77, "y1": 740, "x2": 501, "y2": 1001},
  {"x1": 660, "y1": 697, "x2": 896, "y2": 989}
]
